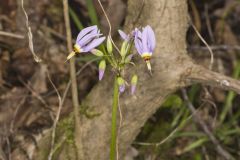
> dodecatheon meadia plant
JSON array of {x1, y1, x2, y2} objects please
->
[
  {"x1": 66, "y1": 23, "x2": 155, "y2": 160},
  {"x1": 67, "y1": 25, "x2": 106, "y2": 60},
  {"x1": 134, "y1": 25, "x2": 156, "y2": 72}
]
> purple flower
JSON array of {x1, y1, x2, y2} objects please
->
[
  {"x1": 134, "y1": 26, "x2": 155, "y2": 71},
  {"x1": 67, "y1": 25, "x2": 106, "y2": 60}
]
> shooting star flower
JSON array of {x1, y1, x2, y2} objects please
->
[
  {"x1": 134, "y1": 25, "x2": 156, "y2": 72},
  {"x1": 67, "y1": 25, "x2": 106, "y2": 60}
]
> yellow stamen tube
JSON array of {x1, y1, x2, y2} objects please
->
[
  {"x1": 67, "y1": 51, "x2": 76, "y2": 60},
  {"x1": 146, "y1": 60, "x2": 152, "y2": 71}
]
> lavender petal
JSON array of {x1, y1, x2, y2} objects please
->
[
  {"x1": 78, "y1": 33, "x2": 102, "y2": 46},
  {"x1": 83, "y1": 37, "x2": 106, "y2": 52},
  {"x1": 146, "y1": 25, "x2": 156, "y2": 52},
  {"x1": 142, "y1": 27, "x2": 149, "y2": 53},
  {"x1": 134, "y1": 31, "x2": 143, "y2": 55},
  {"x1": 76, "y1": 25, "x2": 97, "y2": 42}
]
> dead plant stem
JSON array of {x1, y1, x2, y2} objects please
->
[{"x1": 63, "y1": 0, "x2": 84, "y2": 159}]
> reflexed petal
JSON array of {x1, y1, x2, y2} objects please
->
[
  {"x1": 78, "y1": 33, "x2": 102, "y2": 46},
  {"x1": 76, "y1": 25, "x2": 97, "y2": 42},
  {"x1": 82, "y1": 37, "x2": 106, "y2": 52},
  {"x1": 118, "y1": 30, "x2": 129, "y2": 41},
  {"x1": 146, "y1": 25, "x2": 156, "y2": 52},
  {"x1": 142, "y1": 27, "x2": 149, "y2": 52},
  {"x1": 134, "y1": 31, "x2": 143, "y2": 54}
]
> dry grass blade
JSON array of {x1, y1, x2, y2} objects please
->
[{"x1": 0, "y1": 31, "x2": 24, "y2": 39}]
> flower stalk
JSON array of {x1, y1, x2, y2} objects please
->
[{"x1": 110, "y1": 76, "x2": 119, "y2": 160}]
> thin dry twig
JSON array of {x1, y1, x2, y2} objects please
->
[
  {"x1": 47, "y1": 72, "x2": 62, "y2": 160},
  {"x1": 190, "y1": 18, "x2": 214, "y2": 70},
  {"x1": 181, "y1": 88, "x2": 234, "y2": 160},
  {"x1": 21, "y1": 0, "x2": 42, "y2": 63},
  {"x1": 97, "y1": 0, "x2": 121, "y2": 54},
  {"x1": 0, "y1": 31, "x2": 24, "y2": 39},
  {"x1": 63, "y1": 0, "x2": 84, "y2": 159}
]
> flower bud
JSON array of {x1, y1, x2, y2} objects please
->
[
  {"x1": 120, "y1": 41, "x2": 128, "y2": 58},
  {"x1": 117, "y1": 77, "x2": 125, "y2": 93},
  {"x1": 107, "y1": 36, "x2": 113, "y2": 54},
  {"x1": 98, "y1": 60, "x2": 106, "y2": 80},
  {"x1": 91, "y1": 49, "x2": 104, "y2": 57},
  {"x1": 124, "y1": 54, "x2": 133, "y2": 63},
  {"x1": 131, "y1": 74, "x2": 138, "y2": 94}
]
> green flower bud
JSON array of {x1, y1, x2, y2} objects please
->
[
  {"x1": 91, "y1": 49, "x2": 104, "y2": 57},
  {"x1": 120, "y1": 41, "x2": 128, "y2": 58},
  {"x1": 107, "y1": 36, "x2": 113, "y2": 54}
]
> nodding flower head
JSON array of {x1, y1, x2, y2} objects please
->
[
  {"x1": 134, "y1": 25, "x2": 156, "y2": 71},
  {"x1": 67, "y1": 25, "x2": 106, "y2": 60}
]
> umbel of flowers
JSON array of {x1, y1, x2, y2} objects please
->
[{"x1": 67, "y1": 25, "x2": 156, "y2": 94}]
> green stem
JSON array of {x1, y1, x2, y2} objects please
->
[{"x1": 110, "y1": 77, "x2": 119, "y2": 160}]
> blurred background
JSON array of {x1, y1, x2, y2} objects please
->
[{"x1": 0, "y1": 0, "x2": 240, "y2": 159}]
